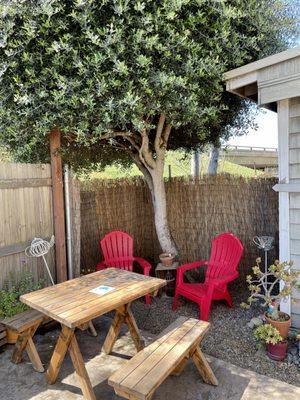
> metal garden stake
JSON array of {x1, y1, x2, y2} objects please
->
[
  {"x1": 253, "y1": 236, "x2": 274, "y2": 287},
  {"x1": 25, "y1": 236, "x2": 55, "y2": 285}
]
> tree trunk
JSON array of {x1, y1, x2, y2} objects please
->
[
  {"x1": 208, "y1": 145, "x2": 219, "y2": 175},
  {"x1": 149, "y1": 168, "x2": 179, "y2": 256},
  {"x1": 191, "y1": 150, "x2": 201, "y2": 177}
]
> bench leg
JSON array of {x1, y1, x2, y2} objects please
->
[
  {"x1": 191, "y1": 347, "x2": 218, "y2": 386},
  {"x1": 69, "y1": 334, "x2": 96, "y2": 400},
  {"x1": 102, "y1": 303, "x2": 144, "y2": 355},
  {"x1": 12, "y1": 321, "x2": 41, "y2": 367},
  {"x1": 45, "y1": 325, "x2": 74, "y2": 384},
  {"x1": 171, "y1": 356, "x2": 189, "y2": 376}
]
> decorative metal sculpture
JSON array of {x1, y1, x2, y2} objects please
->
[
  {"x1": 253, "y1": 236, "x2": 274, "y2": 286},
  {"x1": 25, "y1": 236, "x2": 55, "y2": 285}
]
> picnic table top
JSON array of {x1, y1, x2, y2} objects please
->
[{"x1": 20, "y1": 268, "x2": 166, "y2": 329}]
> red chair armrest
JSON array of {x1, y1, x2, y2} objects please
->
[
  {"x1": 96, "y1": 261, "x2": 106, "y2": 271},
  {"x1": 176, "y1": 260, "x2": 208, "y2": 285},
  {"x1": 210, "y1": 273, "x2": 239, "y2": 286},
  {"x1": 177, "y1": 260, "x2": 208, "y2": 273},
  {"x1": 134, "y1": 257, "x2": 152, "y2": 275}
]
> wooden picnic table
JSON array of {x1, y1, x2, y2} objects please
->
[{"x1": 20, "y1": 268, "x2": 166, "y2": 400}]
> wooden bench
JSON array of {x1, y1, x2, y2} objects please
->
[
  {"x1": 2, "y1": 309, "x2": 45, "y2": 372},
  {"x1": 108, "y1": 317, "x2": 218, "y2": 400}
]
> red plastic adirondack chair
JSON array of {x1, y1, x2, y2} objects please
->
[
  {"x1": 172, "y1": 233, "x2": 243, "y2": 321},
  {"x1": 96, "y1": 230, "x2": 152, "y2": 304}
]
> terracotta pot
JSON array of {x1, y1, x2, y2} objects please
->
[
  {"x1": 6, "y1": 328, "x2": 18, "y2": 344},
  {"x1": 159, "y1": 253, "x2": 175, "y2": 267},
  {"x1": 267, "y1": 340, "x2": 288, "y2": 361},
  {"x1": 265, "y1": 312, "x2": 291, "y2": 340}
]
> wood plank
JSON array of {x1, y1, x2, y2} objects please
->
[
  {"x1": 3, "y1": 309, "x2": 43, "y2": 332},
  {"x1": 102, "y1": 306, "x2": 126, "y2": 354},
  {"x1": 49, "y1": 128, "x2": 67, "y2": 283},
  {"x1": 12, "y1": 321, "x2": 40, "y2": 364},
  {"x1": 26, "y1": 337, "x2": 44, "y2": 373},
  {"x1": 124, "y1": 304, "x2": 145, "y2": 352},
  {"x1": 108, "y1": 322, "x2": 190, "y2": 389},
  {"x1": 128, "y1": 321, "x2": 209, "y2": 399},
  {"x1": 109, "y1": 319, "x2": 200, "y2": 390},
  {"x1": 191, "y1": 347, "x2": 218, "y2": 386},
  {"x1": 171, "y1": 356, "x2": 189, "y2": 376},
  {"x1": 0, "y1": 178, "x2": 52, "y2": 189},
  {"x1": 21, "y1": 269, "x2": 165, "y2": 328},
  {"x1": 65, "y1": 280, "x2": 164, "y2": 327},
  {"x1": 45, "y1": 325, "x2": 74, "y2": 384},
  {"x1": 69, "y1": 334, "x2": 96, "y2": 400}
]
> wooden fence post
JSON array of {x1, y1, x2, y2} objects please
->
[
  {"x1": 49, "y1": 129, "x2": 67, "y2": 283},
  {"x1": 70, "y1": 177, "x2": 81, "y2": 278}
]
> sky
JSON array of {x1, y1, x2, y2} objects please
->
[{"x1": 228, "y1": 109, "x2": 278, "y2": 149}]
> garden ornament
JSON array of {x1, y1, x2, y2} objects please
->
[
  {"x1": 253, "y1": 236, "x2": 274, "y2": 286},
  {"x1": 25, "y1": 236, "x2": 55, "y2": 285}
]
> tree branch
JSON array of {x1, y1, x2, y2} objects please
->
[
  {"x1": 139, "y1": 129, "x2": 156, "y2": 169},
  {"x1": 154, "y1": 114, "x2": 166, "y2": 154}
]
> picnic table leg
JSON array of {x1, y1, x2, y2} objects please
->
[
  {"x1": 12, "y1": 321, "x2": 42, "y2": 369},
  {"x1": 124, "y1": 303, "x2": 145, "y2": 352},
  {"x1": 102, "y1": 303, "x2": 145, "y2": 355},
  {"x1": 191, "y1": 346, "x2": 218, "y2": 386},
  {"x1": 102, "y1": 306, "x2": 126, "y2": 354},
  {"x1": 69, "y1": 333, "x2": 96, "y2": 400},
  {"x1": 26, "y1": 337, "x2": 44, "y2": 372},
  {"x1": 45, "y1": 325, "x2": 74, "y2": 384}
]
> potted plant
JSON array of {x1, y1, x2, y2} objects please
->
[
  {"x1": 254, "y1": 323, "x2": 288, "y2": 361},
  {"x1": 241, "y1": 259, "x2": 300, "y2": 339},
  {"x1": 159, "y1": 253, "x2": 175, "y2": 267},
  {"x1": 0, "y1": 273, "x2": 44, "y2": 343}
]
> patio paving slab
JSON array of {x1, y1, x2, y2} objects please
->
[{"x1": 0, "y1": 316, "x2": 299, "y2": 400}]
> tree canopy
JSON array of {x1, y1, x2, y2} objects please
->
[{"x1": 0, "y1": 0, "x2": 298, "y2": 168}]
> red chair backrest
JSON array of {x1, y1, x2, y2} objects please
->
[
  {"x1": 100, "y1": 230, "x2": 134, "y2": 271},
  {"x1": 205, "y1": 233, "x2": 243, "y2": 282}
]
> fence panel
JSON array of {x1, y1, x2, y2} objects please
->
[
  {"x1": 80, "y1": 175, "x2": 279, "y2": 280},
  {"x1": 0, "y1": 163, "x2": 55, "y2": 288}
]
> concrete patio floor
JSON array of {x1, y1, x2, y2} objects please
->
[{"x1": 0, "y1": 316, "x2": 299, "y2": 400}]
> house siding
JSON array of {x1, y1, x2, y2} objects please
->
[{"x1": 289, "y1": 97, "x2": 300, "y2": 323}]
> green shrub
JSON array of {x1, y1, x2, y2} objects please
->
[
  {"x1": 0, "y1": 273, "x2": 44, "y2": 318},
  {"x1": 254, "y1": 324, "x2": 283, "y2": 345}
]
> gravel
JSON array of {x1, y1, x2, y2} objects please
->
[{"x1": 132, "y1": 283, "x2": 300, "y2": 387}]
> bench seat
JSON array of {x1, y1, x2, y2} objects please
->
[
  {"x1": 109, "y1": 317, "x2": 218, "y2": 400},
  {"x1": 3, "y1": 309, "x2": 44, "y2": 333},
  {"x1": 2, "y1": 309, "x2": 46, "y2": 372}
]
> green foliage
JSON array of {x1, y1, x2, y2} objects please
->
[
  {"x1": 254, "y1": 323, "x2": 283, "y2": 345},
  {"x1": 241, "y1": 259, "x2": 300, "y2": 319},
  {"x1": 0, "y1": 1, "x2": 298, "y2": 168},
  {"x1": 0, "y1": 273, "x2": 44, "y2": 318},
  {"x1": 82, "y1": 150, "x2": 262, "y2": 179}
]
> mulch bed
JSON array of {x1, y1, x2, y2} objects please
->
[{"x1": 132, "y1": 283, "x2": 300, "y2": 387}]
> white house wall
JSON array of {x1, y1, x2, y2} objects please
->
[{"x1": 289, "y1": 97, "x2": 300, "y2": 328}]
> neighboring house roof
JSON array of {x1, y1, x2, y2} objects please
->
[{"x1": 224, "y1": 46, "x2": 300, "y2": 111}]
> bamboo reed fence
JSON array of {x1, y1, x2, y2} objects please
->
[{"x1": 80, "y1": 175, "x2": 279, "y2": 280}]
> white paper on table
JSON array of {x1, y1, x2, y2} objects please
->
[{"x1": 89, "y1": 285, "x2": 115, "y2": 295}]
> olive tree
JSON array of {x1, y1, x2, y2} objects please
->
[{"x1": 0, "y1": 0, "x2": 298, "y2": 255}]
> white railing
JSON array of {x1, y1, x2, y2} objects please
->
[{"x1": 222, "y1": 145, "x2": 278, "y2": 152}]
